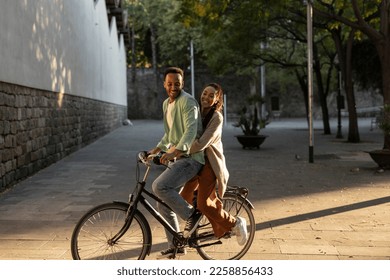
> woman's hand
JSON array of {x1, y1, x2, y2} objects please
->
[{"x1": 160, "y1": 149, "x2": 184, "y2": 164}]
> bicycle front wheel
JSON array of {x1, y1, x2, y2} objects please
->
[
  {"x1": 71, "y1": 202, "x2": 151, "y2": 260},
  {"x1": 195, "y1": 194, "x2": 255, "y2": 260}
]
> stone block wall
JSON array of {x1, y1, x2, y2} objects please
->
[{"x1": 0, "y1": 82, "x2": 127, "y2": 192}]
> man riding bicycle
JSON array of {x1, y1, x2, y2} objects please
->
[{"x1": 147, "y1": 67, "x2": 204, "y2": 258}]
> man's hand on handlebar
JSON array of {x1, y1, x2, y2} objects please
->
[
  {"x1": 140, "y1": 147, "x2": 185, "y2": 166},
  {"x1": 147, "y1": 147, "x2": 161, "y2": 156}
]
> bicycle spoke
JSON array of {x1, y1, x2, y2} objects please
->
[
  {"x1": 71, "y1": 203, "x2": 151, "y2": 260},
  {"x1": 194, "y1": 195, "x2": 255, "y2": 260}
]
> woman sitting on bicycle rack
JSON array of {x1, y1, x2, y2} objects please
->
[{"x1": 180, "y1": 83, "x2": 248, "y2": 245}]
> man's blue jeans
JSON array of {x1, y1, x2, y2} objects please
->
[{"x1": 152, "y1": 157, "x2": 203, "y2": 248}]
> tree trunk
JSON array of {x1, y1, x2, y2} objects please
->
[
  {"x1": 150, "y1": 24, "x2": 159, "y2": 89},
  {"x1": 345, "y1": 29, "x2": 360, "y2": 143},
  {"x1": 313, "y1": 44, "x2": 331, "y2": 134},
  {"x1": 376, "y1": 37, "x2": 390, "y2": 149},
  {"x1": 295, "y1": 69, "x2": 309, "y2": 124},
  {"x1": 331, "y1": 28, "x2": 360, "y2": 143},
  {"x1": 381, "y1": 1, "x2": 390, "y2": 149}
]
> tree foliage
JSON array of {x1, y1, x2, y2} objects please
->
[
  {"x1": 124, "y1": 0, "x2": 390, "y2": 147},
  {"x1": 313, "y1": 0, "x2": 390, "y2": 147},
  {"x1": 352, "y1": 39, "x2": 382, "y2": 90}
]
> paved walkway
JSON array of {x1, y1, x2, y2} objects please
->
[{"x1": 0, "y1": 118, "x2": 389, "y2": 260}]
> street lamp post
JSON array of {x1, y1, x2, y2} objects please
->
[{"x1": 306, "y1": 0, "x2": 314, "y2": 163}]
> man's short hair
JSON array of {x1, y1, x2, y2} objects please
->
[{"x1": 164, "y1": 67, "x2": 184, "y2": 80}]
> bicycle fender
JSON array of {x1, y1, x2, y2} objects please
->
[
  {"x1": 112, "y1": 200, "x2": 130, "y2": 208},
  {"x1": 245, "y1": 199, "x2": 255, "y2": 210}
]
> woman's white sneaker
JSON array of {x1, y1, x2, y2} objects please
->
[{"x1": 233, "y1": 216, "x2": 248, "y2": 246}]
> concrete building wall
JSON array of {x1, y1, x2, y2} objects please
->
[
  {"x1": 0, "y1": 0, "x2": 128, "y2": 191},
  {"x1": 0, "y1": 0, "x2": 127, "y2": 105}
]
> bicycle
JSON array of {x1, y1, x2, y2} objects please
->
[{"x1": 70, "y1": 151, "x2": 255, "y2": 260}]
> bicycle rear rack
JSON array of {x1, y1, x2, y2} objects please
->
[{"x1": 226, "y1": 185, "x2": 249, "y2": 199}]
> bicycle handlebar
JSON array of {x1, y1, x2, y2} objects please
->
[{"x1": 138, "y1": 151, "x2": 166, "y2": 166}]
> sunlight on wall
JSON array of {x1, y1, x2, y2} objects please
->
[
  {"x1": 58, "y1": 92, "x2": 64, "y2": 107},
  {"x1": 1, "y1": 0, "x2": 126, "y2": 106},
  {"x1": 25, "y1": 1, "x2": 73, "y2": 102}
]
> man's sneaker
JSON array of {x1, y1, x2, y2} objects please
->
[
  {"x1": 183, "y1": 210, "x2": 202, "y2": 238},
  {"x1": 233, "y1": 216, "x2": 248, "y2": 246},
  {"x1": 158, "y1": 247, "x2": 186, "y2": 259}
]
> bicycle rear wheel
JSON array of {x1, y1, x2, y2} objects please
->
[
  {"x1": 194, "y1": 194, "x2": 255, "y2": 260},
  {"x1": 71, "y1": 202, "x2": 151, "y2": 260}
]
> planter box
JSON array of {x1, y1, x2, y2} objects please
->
[
  {"x1": 235, "y1": 135, "x2": 268, "y2": 149},
  {"x1": 367, "y1": 149, "x2": 390, "y2": 169}
]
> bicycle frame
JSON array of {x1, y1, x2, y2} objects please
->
[
  {"x1": 135, "y1": 183, "x2": 185, "y2": 240},
  {"x1": 111, "y1": 163, "x2": 188, "y2": 246},
  {"x1": 110, "y1": 157, "x2": 253, "y2": 251}
]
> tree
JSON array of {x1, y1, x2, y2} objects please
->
[
  {"x1": 125, "y1": 0, "x2": 185, "y2": 71},
  {"x1": 262, "y1": 9, "x2": 337, "y2": 135},
  {"x1": 352, "y1": 39, "x2": 382, "y2": 90},
  {"x1": 314, "y1": 0, "x2": 390, "y2": 148},
  {"x1": 179, "y1": 0, "x2": 337, "y2": 134}
]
